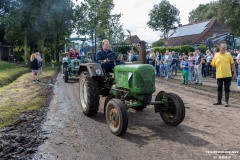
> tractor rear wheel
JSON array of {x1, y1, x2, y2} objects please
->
[
  {"x1": 106, "y1": 98, "x2": 128, "y2": 136},
  {"x1": 64, "y1": 69, "x2": 68, "y2": 83},
  {"x1": 158, "y1": 92, "x2": 185, "y2": 126},
  {"x1": 79, "y1": 72, "x2": 99, "y2": 116}
]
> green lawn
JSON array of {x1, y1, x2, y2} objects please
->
[{"x1": 0, "y1": 60, "x2": 18, "y2": 69}]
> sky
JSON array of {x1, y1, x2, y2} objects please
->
[{"x1": 74, "y1": 0, "x2": 217, "y2": 44}]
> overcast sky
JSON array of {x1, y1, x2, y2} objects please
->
[{"x1": 74, "y1": 0, "x2": 217, "y2": 44}]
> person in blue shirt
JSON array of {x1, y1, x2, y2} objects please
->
[
  {"x1": 159, "y1": 61, "x2": 165, "y2": 77},
  {"x1": 182, "y1": 56, "x2": 189, "y2": 85},
  {"x1": 96, "y1": 39, "x2": 118, "y2": 73}
]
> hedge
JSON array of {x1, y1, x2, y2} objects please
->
[{"x1": 153, "y1": 45, "x2": 208, "y2": 55}]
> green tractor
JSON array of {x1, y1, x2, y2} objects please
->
[
  {"x1": 62, "y1": 56, "x2": 88, "y2": 82},
  {"x1": 78, "y1": 61, "x2": 185, "y2": 136}
]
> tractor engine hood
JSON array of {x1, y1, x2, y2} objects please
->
[{"x1": 114, "y1": 64, "x2": 156, "y2": 95}]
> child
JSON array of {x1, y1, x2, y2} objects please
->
[
  {"x1": 159, "y1": 61, "x2": 165, "y2": 77},
  {"x1": 182, "y1": 56, "x2": 189, "y2": 84}
]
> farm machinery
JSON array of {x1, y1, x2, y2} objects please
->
[
  {"x1": 78, "y1": 54, "x2": 185, "y2": 136},
  {"x1": 62, "y1": 56, "x2": 88, "y2": 83}
]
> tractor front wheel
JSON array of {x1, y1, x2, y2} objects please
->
[
  {"x1": 64, "y1": 69, "x2": 68, "y2": 83},
  {"x1": 106, "y1": 99, "x2": 128, "y2": 136},
  {"x1": 79, "y1": 72, "x2": 99, "y2": 116},
  {"x1": 104, "y1": 95, "x2": 115, "y2": 115},
  {"x1": 157, "y1": 92, "x2": 185, "y2": 126},
  {"x1": 167, "y1": 93, "x2": 185, "y2": 124}
]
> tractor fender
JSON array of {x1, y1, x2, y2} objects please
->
[{"x1": 78, "y1": 63, "x2": 104, "y2": 77}]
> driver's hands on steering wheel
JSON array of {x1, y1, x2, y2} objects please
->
[{"x1": 103, "y1": 58, "x2": 110, "y2": 63}]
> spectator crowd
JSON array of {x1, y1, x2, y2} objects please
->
[{"x1": 126, "y1": 46, "x2": 240, "y2": 90}]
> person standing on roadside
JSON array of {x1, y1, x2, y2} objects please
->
[
  {"x1": 232, "y1": 49, "x2": 238, "y2": 75},
  {"x1": 171, "y1": 51, "x2": 178, "y2": 76},
  {"x1": 188, "y1": 52, "x2": 195, "y2": 81},
  {"x1": 211, "y1": 43, "x2": 237, "y2": 107},
  {"x1": 149, "y1": 49, "x2": 156, "y2": 67},
  {"x1": 36, "y1": 52, "x2": 42, "y2": 76},
  {"x1": 206, "y1": 50, "x2": 213, "y2": 76},
  {"x1": 155, "y1": 51, "x2": 161, "y2": 76},
  {"x1": 194, "y1": 47, "x2": 204, "y2": 85},
  {"x1": 212, "y1": 48, "x2": 218, "y2": 78},
  {"x1": 182, "y1": 56, "x2": 189, "y2": 85},
  {"x1": 30, "y1": 53, "x2": 39, "y2": 82},
  {"x1": 159, "y1": 61, "x2": 165, "y2": 77},
  {"x1": 127, "y1": 50, "x2": 132, "y2": 62},
  {"x1": 164, "y1": 50, "x2": 173, "y2": 79},
  {"x1": 237, "y1": 50, "x2": 240, "y2": 90}
]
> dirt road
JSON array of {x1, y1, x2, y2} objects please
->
[{"x1": 33, "y1": 73, "x2": 240, "y2": 160}]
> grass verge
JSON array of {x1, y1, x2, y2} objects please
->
[
  {"x1": 0, "y1": 64, "x2": 59, "y2": 128},
  {"x1": 0, "y1": 61, "x2": 30, "y2": 87}
]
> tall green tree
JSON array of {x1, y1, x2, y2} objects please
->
[
  {"x1": 218, "y1": 0, "x2": 240, "y2": 36},
  {"x1": 74, "y1": 0, "x2": 124, "y2": 52},
  {"x1": 0, "y1": 0, "x2": 17, "y2": 44},
  {"x1": 3, "y1": 0, "x2": 37, "y2": 64},
  {"x1": 147, "y1": 0, "x2": 180, "y2": 39},
  {"x1": 188, "y1": 2, "x2": 218, "y2": 23},
  {"x1": 108, "y1": 14, "x2": 124, "y2": 44},
  {"x1": 2, "y1": 0, "x2": 74, "y2": 63}
]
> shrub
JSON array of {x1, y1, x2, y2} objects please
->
[
  {"x1": 153, "y1": 45, "x2": 208, "y2": 55},
  {"x1": 45, "y1": 53, "x2": 51, "y2": 63}
]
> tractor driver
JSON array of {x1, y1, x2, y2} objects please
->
[{"x1": 96, "y1": 39, "x2": 118, "y2": 73}]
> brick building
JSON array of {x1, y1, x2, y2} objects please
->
[{"x1": 165, "y1": 19, "x2": 229, "y2": 46}]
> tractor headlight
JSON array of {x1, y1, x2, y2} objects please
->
[{"x1": 96, "y1": 69, "x2": 102, "y2": 75}]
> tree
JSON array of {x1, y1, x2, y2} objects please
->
[
  {"x1": 152, "y1": 39, "x2": 165, "y2": 47},
  {"x1": 218, "y1": 0, "x2": 240, "y2": 36},
  {"x1": 74, "y1": 0, "x2": 124, "y2": 53},
  {"x1": 2, "y1": 0, "x2": 74, "y2": 64},
  {"x1": 188, "y1": 2, "x2": 218, "y2": 23},
  {"x1": 189, "y1": 0, "x2": 240, "y2": 36},
  {"x1": 147, "y1": 0, "x2": 180, "y2": 39},
  {"x1": 108, "y1": 14, "x2": 124, "y2": 44}
]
